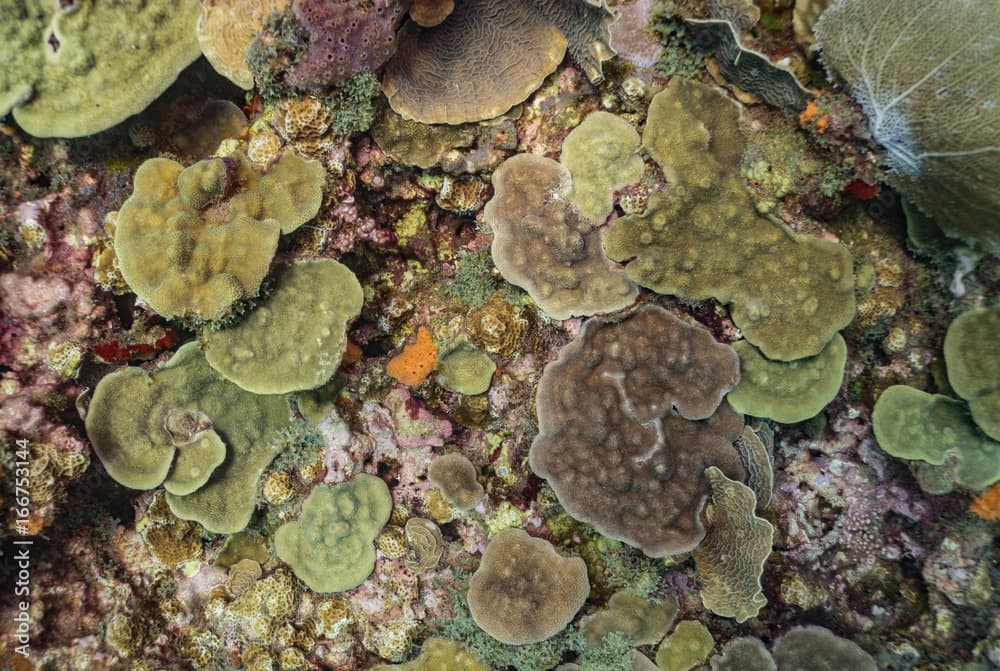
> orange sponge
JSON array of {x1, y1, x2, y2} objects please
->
[
  {"x1": 386, "y1": 326, "x2": 438, "y2": 386},
  {"x1": 970, "y1": 483, "x2": 1000, "y2": 521}
]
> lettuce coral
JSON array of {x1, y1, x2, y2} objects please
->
[{"x1": 604, "y1": 78, "x2": 855, "y2": 361}]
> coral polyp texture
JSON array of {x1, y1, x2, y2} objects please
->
[
  {"x1": 603, "y1": 77, "x2": 856, "y2": 361},
  {"x1": 486, "y1": 153, "x2": 638, "y2": 320},
  {"x1": 86, "y1": 342, "x2": 291, "y2": 533},
  {"x1": 203, "y1": 259, "x2": 363, "y2": 394},
  {"x1": 815, "y1": 0, "x2": 1000, "y2": 254},
  {"x1": 114, "y1": 150, "x2": 325, "y2": 321},
  {"x1": 382, "y1": 0, "x2": 567, "y2": 124},
  {"x1": 427, "y1": 453, "x2": 485, "y2": 511},
  {"x1": 466, "y1": 528, "x2": 590, "y2": 645},
  {"x1": 529, "y1": 305, "x2": 746, "y2": 557},
  {"x1": 943, "y1": 306, "x2": 1000, "y2": 440},
  {"x1": 275, "y1": 474, "x2": 393, "y2": 592},
  {"x1": 1, "y1": 0, "x2": 202, "y2": 137}
]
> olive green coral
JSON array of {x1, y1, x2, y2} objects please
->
[
  {"x1": 115, "y1": 151, "x2": 325, "y2": 321},
  {"x1": 727, "y1": 334, "x2": 847, "y2": 423},
  {"x1": 203, "y1": 259, "x2": 363, "y2": 394},
  {"x1": 603, "y1": 78, "x2": 855, "y2": 361},
  {"x1": 872, "y1": 385, "x2": 1000, "y2": 491},
  {"x1": 655, "y1": 621, "x2": 714, "y2": 671},
  {"x1": 86, "y1": 343, "x2": 292, "y2": 533},
  {"x1": 561, "y1": 111, "x2": 644, "y2": 223},
  {"x1": 276, "y1": 474, "x2": 392, "y2": 592},
  {"x1": 693, "y1": 467, "x2": 773, "y2": 623},
  {"x1": 944, "y1": 306, "x2": 1000, "y2": 441},
  {"x1": 372, "y1": 638, "x2": 489, "y2": 671},
  {"x1": 1, "y1": 0, "x2": 202, "y2": 138},
  {"x1": 437, "y1": 341, "x2": 497, "y2": 395},
  {"x1": 579, "y1": 591, "x2": 678, "y2": 648}
]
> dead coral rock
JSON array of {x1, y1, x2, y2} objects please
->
[
  {"x1": 529, "y1": 305, "x2": 745, "y2": 557},
  {"x1": 427, "y1": 453, "x2": 484, "y2": 510},
  {"x1": 467, "y1": 528, "x2": 590, "y2": 645},
  {"x1": 486, "y1": 153, "x2": 638, "y2": 320},
  {"x1": 199, "y1": 0, "x2": 291, "y2": 89},
  {"x1": 382, "y1": 0, "x2": 567, "y2": 124}
]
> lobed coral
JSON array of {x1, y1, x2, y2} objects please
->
[
  {"x1": 943, "y1": 306, "x2": 1000, "y2": 440},
  {"x1": 198, "y1": 0, "x2": 291, "y2": 89},
  {"x1": 604, "y1": 78, "x2": 855, "y2": 361},
  {"x1": 529, "y1": 305, "x2": 745, "y2": 557},
  {"x1": 427, "y1": 453, "x2": 485, "y2": 511},
  {"x1": 467, "y1": 528, "x2": 590, "y2": 645}
]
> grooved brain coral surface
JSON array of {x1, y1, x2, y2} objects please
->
[
  {"x1": 86, "y1": 343, "x2": 291, "y2": 534},
  {"x1": 2, "y1": 0, "x2": 202, "y2": 138},
  {"x1": 114, "y1": 151, "x2": 324, "y2": 321},
  {"x1": 529, "y1": 305, "x2": 746, "y2": 557},
  {"x1": 199, "y1": 0, "x2": 291, "y2": 89},
  {"x1": 203, "y1": 259, "x2": 363, "y2": 394},
  {"x1": 381, "y1": 0, "x2": 567, "y2": 124},
  {"x1": 486, "y1": 153, "x2": 638, "y2": 320},
  {"x1": 289, "y1": 0, "x2": 404, "y2": 89},
  {"x1": 603, "y1": 77, "x2": 855, "y2": 361},
  {"x1": 694, "y1": 466, "x2": 773, "y2": 623},
  {"x1": 276, "y1": 474, "x2": 392, "y2": 593},
  {"x1": 466, "y1": 528, "x2": 590, "y2": 645},
  {"x1": 814, "y1": 0, "x2": 1000, "y2": 254}
]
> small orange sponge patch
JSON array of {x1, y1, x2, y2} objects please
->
[
  {"x1": 386, "y1": 326, "x2": 438, "y2": 387},
  {"x1": 970, "y1": 483, "x2": 1000, "y2": 521}
]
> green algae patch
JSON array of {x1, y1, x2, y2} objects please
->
[
  {"x1": 944, "y1": 307, "x2": 1000, "y2": 441},
  {"x1": 604, "y1": 78, "x2": 855, "y2": 361},
  {"x1": 437, "y1": 341, "x2": 497, "y2": 395},
  {"x1": 2, "y1": 0, "x2": 202, "y2": 138},
  {"x1": 693, "y1": 467, "x2": 773, "y2": 623},
  {"x1": 86, "y1": 343, "x2": 292, "y2": 533},
  {"x1": 872, "y1": 385, "x2": 1000, "y2": 491},
  {"x1": 561, "y1": 111, "x2": 644, "y2": 223},
  {"x1": 276, "y1": 474, "x2": 392, "y2": 593},
  {"x1": 115, "y1": 151, "x2": 325, "y2": 322},
  {"x1": 655, "y1": 621, "x2": 714, "y2": 671},
  {"x1": 204, "y1": 259, "x2": 363, "y2": 394},
  {"x1": 727, "y1": 334, "x2": 847, "y2": 423}
]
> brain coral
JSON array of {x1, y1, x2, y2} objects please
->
[
  {"x1": 437, "y1": 341, "x2": 496, "y2": 395},
  {"x1": 114, "y1": 151, "x2": 325, "y2": 321},
  {"x1": 693, "y1": 467, "x2": 773, "y2": 623},
  {"x1": 276, "y1": 474, "x2": 392, "y2": 592},
  {"x1": 86, "y1": 343, "x2": 292, "y2": 533},
  {"x1": 604, "y1": 78, "x2": 855, "y2": 361},
  {"x1": 289, "y1": 0, "x2": 405, "y2": 90},
  {"x1": 529, "y1": 305, "x2": 746, "y2": 557},
  {"x1": 872, "y1": 385, "x2": 1000, "y2": 491},
  {"x1": 726, "y1": 334, "x2": 847, "y2": 424},
  {"x1": 944, "y1": 306, "x2": 1000, "y2": 441},
  {"x1": 467, "y1": 528, "x2": 590, "y2": 645},
  {"x1": 1, "y1": 0, "x2": 201, "y2": 137},
  {"x1": 203, "y1": 259, "x2": 363, "y2": 394},
  {"x1": 199, "y1": 0, "x2": 291, "y2": 89},
  {"x1": 561, "y1": 111, "x2": 644, "y2": 223},
  {"x1": 486, "y1": 153, "x2": 638, "y2": 320},
  {"x1": 382, "y1": 0, "x2": 567, "y2": 124},
  {"x1": 814, "y1": 0, "x2": 1000, "y2": 253}
]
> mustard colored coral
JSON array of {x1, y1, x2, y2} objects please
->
[
  {"x1": 372, "y1": 638, "x2": 488, "y2": 671},
  {"x1": 115, "y1": 151, "x2": 325, "y2": 321}
]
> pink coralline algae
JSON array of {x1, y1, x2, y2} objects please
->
[{"x1": 290, "y1": 0, "x2": 405, "y2": 90}]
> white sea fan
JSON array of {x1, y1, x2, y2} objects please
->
[{"x1": 815, "y1": 0, "x2": 1000, "y2": 253}]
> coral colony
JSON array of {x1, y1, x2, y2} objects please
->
[{"x1": 2, "y1": 0, "x2": 1000, "y2": 669}]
